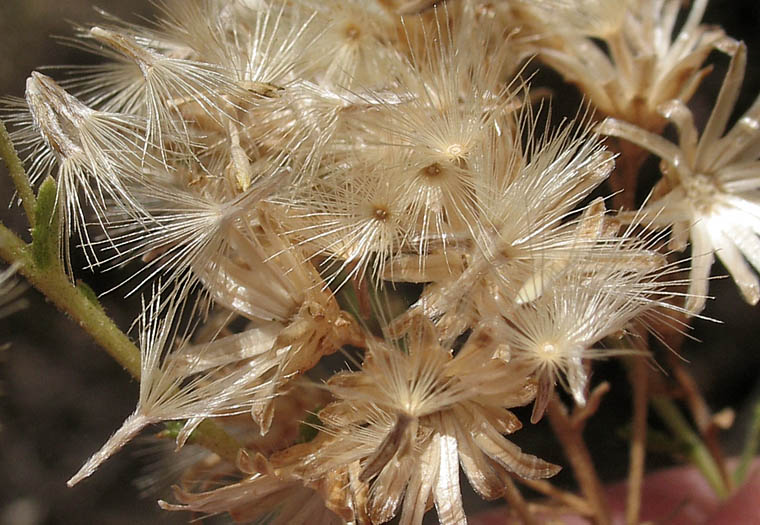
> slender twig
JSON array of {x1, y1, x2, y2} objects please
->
[
  {"x1": 501, "y1": 473, "x2": 538, "y2": 525},
  {"x1": 547, "y1": 384, "x2": 612, "y2": 525},
  {"x1": 667, "y1": 354, "x2": 733, "y2": 491},
  {"x1": 570, "y1": 382, "x2": 610, "y2": 427},
  {"x1": 0, "y1": 221, "x2": 242, "y2": 465},
  {"x1": 606, "y1": 137, "x2": 650, "y2": 211},
  {"x1": 525, "y1": 503, "x2": 589, "y2": 521},
  {"x1": 668, "y1": 354, "x2": 711, "y2": 430},
  {"x1": 0, "y1": 119, "x2": 36, "y2": 227},
  {"x1": 515, "y1": 478, "x2": 593, "y2": 516},
  {"x1": 650, "y1": 327, "x2": 732, "y2": 498},
  {"x1": 650, "y1": 395, "x2": 729, "y2": 499},
  {"x1": 625, "y1": 355, "x2": 648, "y2": 525}
]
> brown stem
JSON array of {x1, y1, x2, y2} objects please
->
[
  {"x1": 667, "y1": 354, "x2": 733, "y2": 492},
  {"x1": 570, "y1": 382, "x2": 610, "y2": 427},
  {"x1": 524, "y1": 503, "x2": 588, "y2": 521},
  {"x1": 653, "y1": 305, "x2": 732, "y2": 493},
  {"x1": 500, "y1": 473, "x2": 538, "y2": 525},
  {"x1": 547, "y1": 385, "x2": 612, "y2": 525},
  {"x1": 606, "y1": 137, "x2": 650, "y2": 211},
  {"x1": 625, "y1": 355, "x2": 649, "y2": 525},
  {"x1": 514, "y1": 478, "x2": 593, "y2": 516},
  {"x1": 667, "y1": 353, "x2": 710, "y2": 429}
]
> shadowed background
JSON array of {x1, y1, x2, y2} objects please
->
[{"x1": 0, "y1": 1, "x2": 758, "y2": 524}]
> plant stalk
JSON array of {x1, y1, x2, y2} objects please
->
[
  {"x1": 547, "y1": 395, "x2": 612, "y2": 525},
  {"x1": 0, "y1": 221, "x2": 242, "y2": 465},
  {"x1": 0, "y1": 119, "x2": 36, "y2": 227},
  {"x1": 625, "y1": 355, "x2": 648, "y2": 525}
]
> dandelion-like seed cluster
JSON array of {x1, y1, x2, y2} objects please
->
[{"x1": 2, "y1": 0, "x2": 758, "y2": 523}]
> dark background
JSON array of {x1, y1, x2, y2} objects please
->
[{"x1": 0, "y1": 1, "x2": 758, "y2": 524}]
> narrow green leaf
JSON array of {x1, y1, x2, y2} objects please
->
[
  {"x1": 76, "y1": 280, "x2": 103, "y2": 312},
  {"x1": 734, "y1": 401, "x2": 760, "y2": 485},
  {"x1": 31, "y1": 176, "x2": 59, "y2": 270},
  {"x1": 651, "y1": 396, "x2": 729, "y2": 499}
]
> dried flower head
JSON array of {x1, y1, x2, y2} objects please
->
[
  {"x1": 2, "y1": 72, "x2": 147, "y2": 270},
  {"x1": 5, "y1": 1, "x2": 756, "y2": 524},
  {"x1": 490, "y1": 233, "x2": 673, "y2": 421},
  {"x1": 537, "y1": 0, "x2": 736, "y2": 127},
  {"x1": 527, "y1": 0, "x2": 631, "y2": 38},
  {"x1": 67, "y1": 292, "x2": 275, "y2": 487},
  {"x1": 298, "y1": 320, "x2": 558, "y2": 524},
  {"x1": 67, "y1": 22, "x2": 241, "y2": 161},
  {"x1": 394, "y1": 114, "x2": 614, "y2": 342},
  {"x1": 161, "y1": 451, "x2": 355, "y2": 525},
  {"x1": 599, "y1": 41, "x2": 760, "y2": 313}
]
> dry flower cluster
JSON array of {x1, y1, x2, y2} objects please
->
[{"x1": 1, "y1": 0, "x2": 759, "y2": 524}]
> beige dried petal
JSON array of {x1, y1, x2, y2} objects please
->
[
  {"x1": 475, "y1": 424, "x2": 561, "y2": 480},
  {"x1": 433, "y1": 417, "x2": 466, "y2": 525},
  {"x1": 453, "y1": 422, "x2": 504, "y2": 500},
  {"x1": 399, "y1": 438, "x2": 438, "y2": 525},
  {"x1": 367, "y1": 453, "x2": 415, "y2": 524},
  {"x1": 360, "y1": 413, "x2": 417, "y2": 482}
]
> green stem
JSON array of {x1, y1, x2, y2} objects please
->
[
  {"x1": 0, "y1": 119, "x2": 36, "y2": 228},
  {"x1": 733, "y1": 401, "x2": 760, "y2": 485},
  {"x1": 0, "y1": 221, "x2": 141, "y2": 376},
  {"x1": 0, "y1": 221, "x2": 242, "y2": 465},
  {"x1": 651, "y1": 396, "x2": 729, "y2": 499},
  {"x1": 191, "y1": 420, "x2": 242, "y2": 464}
]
